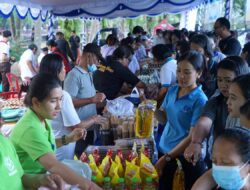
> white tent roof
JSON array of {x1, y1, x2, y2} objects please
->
[{"x1": 0, "y1": 0, "x2": 206, "y2": 20}]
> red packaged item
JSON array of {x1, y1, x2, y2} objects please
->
[
  {"x1": 106, "y1": 149, "x2": 113, "y2": 158},
  {"x1": 80, "y1": 152, "x2": 89, "y2": 163},
  {"x1": 144, "y1": 147, "x2": 150, "y2": 159},
  {"x1": 93, "y1": 149, "x2": 101, "y2": 166},
  {"x1": 128, "y1": 142, "x2": 138, "y2": 162},
  {"x1": 117, "y1": 149, "x2": 124, "y2": 162}
]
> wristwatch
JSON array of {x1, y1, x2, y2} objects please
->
[
  {"x1": 165, "y1": 153, "x2": 172, "y2": 162},
  {"x1": 61, "y1": 135, "x2": 68, "y2": 145}
]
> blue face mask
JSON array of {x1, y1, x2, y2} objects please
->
[
  {"x1": 212, "y1": 163, "x2": 249, "y2": 190},
  {"x1": 88, "y1": 64, "x2": 97, "y2": 72}
]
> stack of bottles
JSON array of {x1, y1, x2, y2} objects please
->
[{"x1": 91, "y1": 175, "x2": 155, "y2": 190}]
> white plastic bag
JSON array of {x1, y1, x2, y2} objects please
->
[
  {"x1": 62, "y1": 159, "x2": 92, "y2": 180},
  {"x1": 106, "y1": 97, "x2": 134, "y2": 116}
]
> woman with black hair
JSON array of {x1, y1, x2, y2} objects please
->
[
  {"x1": 101, "y1": 34, "x2": 118, "y2": 58},
  {"x1": 193, "y1": 127, "x2": 250, "y2": 190},
  {"x1": 151, "y1": 44, "x2": 177, "y2": 102},
  {"x1": 39, "y1": 54, "x2": 105, "y2": 161},
  {"x1": 10, "y1": 73, "x2": 102, "y2": 190},
  {"x1": 93, "y1": 45, "x2": 145, "y2": 100},
  {"x1": 190, "y1": 34, "x2": 218, "y2": 98},
  {"x1": 155, "y1": 51, "x2": 208, "y2": 190},
  {"x1": 241, "y1": 42, "x2": 250, "y2": 67}
]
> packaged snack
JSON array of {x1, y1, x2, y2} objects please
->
[
  {"x1": 115, "y1": 155, "x2": 124, "y2": 177},
  {"x1": 93, "y1": 149, "x2": 101, "y2": 166},
  {"x1": 88, "y1": 154, "x2": 103, "y2": 184},
  {"x1": 122, "y1": 121, "x2": 129, "y2": 138},
  {"x1": 140, "y1": 153, "x2": 158, "y2": 181},
  {"x1": 111, "y1": 167, "x2": 120, "y2": 186},
  {"x1": 128, "y1": 120, "x2": 135, "y2": 138},
  {"x1": 80, "y1": 152, "x2": 89, "y2": 163},
  {"x1": 117, "y1": 125, "x2": 123, "y2": 139},
  {"x1": 125, "y1": 160, "x2": 141, "y2": 185},
  {"x1": 99, "y1": 150, "x2": 113, "y2": 176},
  {"x1": 108, "y1": 160, "x2": 118, "y2": 178}
]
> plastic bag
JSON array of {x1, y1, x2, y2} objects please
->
[
  {"x1": 172, "y1": 159, "x2": 185, "y2": 190},
  {"x1": 106, "y1": 98, "x2": 134, "y2": 116},
  {"x1": 62, "y1": 159, "x2": 92, "y2": 180}
]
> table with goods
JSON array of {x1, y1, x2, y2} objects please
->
[{"x1": 78, "y1": 96, "x2": 160, "y2": 190}]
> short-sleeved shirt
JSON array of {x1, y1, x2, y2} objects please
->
[
  {"x1": 201, "y1": 94, "x2": 228, "y2": 138},
  {"x1": 93, "y1": 58, "x2": 140, "y2": 100},
  {"x1": 19, "y1": 49, "x2": 37, "y2": 81},
  {"x1": 0, "y1": 41, "x2": 10, "y2": 58},
  {"x1": 218, "y1": 35, "x2": 241, "y2": 56},
  {"x1": 64, "y1": 66, "x2": 97, "y2": 122},
  {"x1": 0, "y1": 134, "x2": 24, "y2": 190},
  {"x1": 128, "y1": 54, "x2": 140, "y2": 74},
  {"x1": 10, "y1": 109, "x2": 56, "y2": 174},
  {"x1": 101, "y1": 44, "x2": 116, "y2": 58},
  {"x1": 51, "y1": 90, "x2": 81, "y2": 161},
  {"x1": 160, "y1": 57, "x2": 177, "y2": 87},
  {"x1": 135, "y1": 45, "x2": 147, "y2": 61},
  {"x1": 159, "y1": 85, "x2": 207, "y2": 153}
]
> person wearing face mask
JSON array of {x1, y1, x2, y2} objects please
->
[
  {"x1": 93, "y1": 45, "x2": 146, "y2": 100},
  {"x1": 64, "y1": 43, "x2": 106, "y2": 158},
  {"x1": 209, "y1": 128, "x2": 249, "y2": 190}
]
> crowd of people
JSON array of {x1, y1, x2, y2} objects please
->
[{"x1": 0, "y1": 16, "x2": 250, "y2": 189}]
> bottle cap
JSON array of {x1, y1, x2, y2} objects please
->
[
  {"x1": 104, "y1": 177, "x2": 111, "y2": 182},
  {"x1": 146, "y1": 177, "x2": 153, "y2": 182},
  {"x1": 132, "y1": 177, "x2": 139, "y2": 183},
  {"x1": 118, "y1": 178, "x2": 125, "y2": 183},
  {"x1": 91, "y1": 176, "x2": 97, "y2": 181}
]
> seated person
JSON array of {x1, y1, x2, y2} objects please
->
[
  {"x1": 0, "y1": 132, "x2": 65, "y2": 190},
  {"x1": 10, "y1": 73, "x2": 102, "y2": 190},
  {"x1": 93, "y1": 45, "x2": 145, "y2": 100}
]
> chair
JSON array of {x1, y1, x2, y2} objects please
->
[{"x1": 6, "y1": 73, "x2": 20, "y2": 92}]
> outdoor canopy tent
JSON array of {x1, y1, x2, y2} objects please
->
[{"x1": 0, "y1": 0, "x2": 207, "y2": 20}]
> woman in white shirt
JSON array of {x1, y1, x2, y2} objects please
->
[{"x1": 39, "y1": 53, "x2": 105, "y2": 161}]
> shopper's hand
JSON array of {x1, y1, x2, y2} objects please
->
[
  {"x1": 40, "y1": 174, "x2": 65, "y2": 190},
  {"x1": 155, "y1": 156, "x2": 167, "y2": 177},
  {"x1": 92, "y1": 115, "x2": 107, "y2": 125},
  {"x1": 184, "y1": 142, "x2": 202, "y2": 166},
  {"x1": 68, "y1": 128, "x2": 86, "y2": 142},
  {"x1": 92, "y1": 93, "x2": 106, "y2": 103}
]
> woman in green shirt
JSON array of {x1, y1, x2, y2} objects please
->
[
  {"x1": 10, "y1": 73, "x2": 102, "y2": 190},
  {"x1": 0, "y1": 133, "x2": 64, "y2": 189}
]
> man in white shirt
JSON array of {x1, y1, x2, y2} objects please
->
[
  {"x1": 0, "y1": 30, "x2": 12, "y2": 92},
  {"x1": 19, "y1": 44, "x2": 38, "y2": 84},
  {"x1": 37, "y1": 47, "x2": 48, "y2": 65}
]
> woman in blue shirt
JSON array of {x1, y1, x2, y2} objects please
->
[{"x1": 155, "y1": 50, "x2": 208, "y2": 190}]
